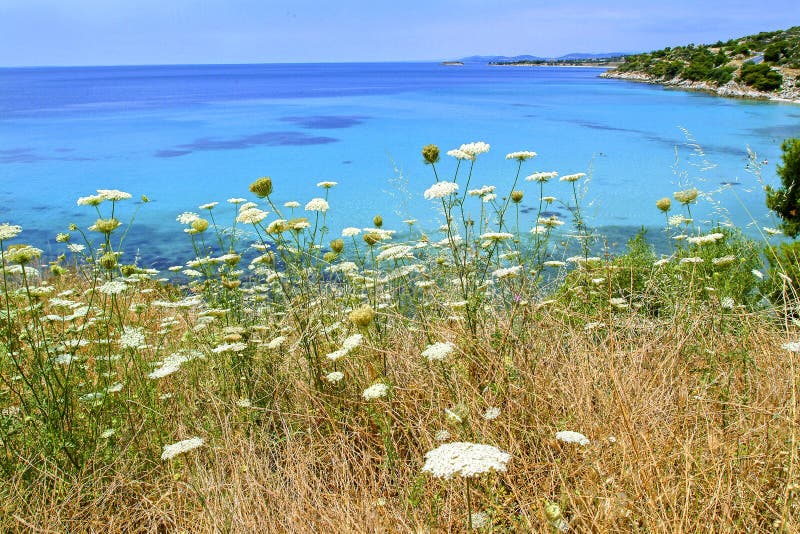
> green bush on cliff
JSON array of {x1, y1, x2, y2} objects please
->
[{"x1": 737, "y1": 62, "x2": 782, "y2": 91}]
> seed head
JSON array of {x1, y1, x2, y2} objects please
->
[
  {"x1": 349, "y1": 304, "x2": 375, "y2": 328},
  {"x1": 191, "y1": 218, "x2": 209, "y2": 233},
  {"x1": 673, "y1": 188, "x2": 699, "y2": 205},
  {"x1": 656, "y1": 197, "x2": 672, "y2": 212},
  {"x1": 363, "y1": 232, "x2": 381, "y2": 246},
  {"x1": 330, "y1": 238, "x2": 344, "y2": 254},
  {"x1": 94, "y1": 218, "x2": 121, "y2": 234},
  {"x1": 510, "y1": 190, "x2": 524, "y2": 203},
  {"x1": 249, "y1": 176, "x2": 273, "y2": 198},
  {"x1": 422, "y1": 144, "x2": 440, "y2": 165},
  {"x1": 98, "y1": 252, "x2": 119, "y2": 270}
]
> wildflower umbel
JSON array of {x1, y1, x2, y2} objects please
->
[
  {"x1": 161, "y1": 437, "x2": 205, "y2": 460},
  {"x1": 421, "y1": 442, "x2": 511, "y2": 479},
  {"x1": 362, "y1": 382, "x2": 389, "y2": 400},
  {"x1": 424, "y1": 181, "x2": 459, "y2": 200},
  {"x1": 505, "y1": 151, "x2": 537, "y2": 161},
  {"x1": 555, "y1": 430, "x2": 590, "y2": 446},
  {"x1": 0, "y1": 223, "x2": 22, "y2": 241},
  {"x1": 422, "y1": 342, "x2": 455, "y2": 362}
]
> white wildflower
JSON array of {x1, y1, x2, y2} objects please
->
[
  {"x1": 424, "y1": 181, "x2": 459, "y2": 200},
  {"x1": 236, "y1": 207, "x2": 268, "y2": 224},
  {"x1": 316, "y1": 181, "x2": 337, "y2": 188},
  {"x1": 304, "y1": 198, "x2": 329, "y2": 212},
  {"x1": 98, "y1": 280, "x2": 128, "y2": 295},
  {"x1": 97, "y1": 189, "x2": 132, "y2": 201},
  {"x1": 556, "y1": 430, "x2": 590, "y2": 446},
  {"x1": 362, "y1": 382, "x2": 389, "y2": 400},
  {"x1": 526, "y1": 171, "x2": 558, "y2": 182},
  {"x1": 505, "y1": 151, "x2": 536, "y2": 161},
  {"x1": 559, "y1": 173, "x2": 585, "y2": 182},
  {"x1": 483, "y1": 407, "x2": 501, "y2": 420},
  {"x1": 325, "y1": 371, "x2": 344, "y2": 384},
  {"x1": 459, "y1": 141, "x2": 490, "y2": 158},
  {"x1": 119, "y1": 327, "x2": 145, "y2": 349},
  {"x1": 422, "y1": 342, "x2": 455, "y2": 362},
  {"x1": 342, "y1": 227, "x2": 361, "y2": 237},
  {"x1": 161, "y1": 437, "x2": 204, "y2": 460},
  {"x1": 492, "y1": 265, "x2": 522, "y2": 279},
  {"x1": 176, "y1": 212, "x2": 200, "y2": 224},
  {"x1": 687, "y1": 232, "x2": 724, "y2": 245},
  {"x1": 0, "y1": 223, "x2": 22, "y2": 241},
  {"x1": 421, "y1": 442, "x2": 511, "y2": 479}
]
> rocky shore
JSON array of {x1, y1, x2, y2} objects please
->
[{"x1": 601, "y1": 70, "x2": 800, "y2": 104}]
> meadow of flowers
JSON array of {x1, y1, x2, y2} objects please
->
[{"x1": 0, "y1": 142, "x2": 798, "y2": 532}]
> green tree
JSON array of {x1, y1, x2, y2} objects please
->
[
  {"x1": 766, "y1": 138, "x2": 800, "y2": 237},
  {"x1": 737, "y1": 62, "x2": 782, "y2": 91}
]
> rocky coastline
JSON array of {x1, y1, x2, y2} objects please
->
[{"x1": 601, "y1": 70, "x2": 800, "y2": 104}]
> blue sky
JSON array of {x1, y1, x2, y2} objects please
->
[{"x1": 1, "y1": 0, "x2": 798, "y2": 66}]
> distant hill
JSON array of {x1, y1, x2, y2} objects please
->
[
  {"x1": 603, "y1": 26, "x2": 800, "y2": 101},
  {"x1": 457, "y1": 52, "x2": 629, "y2": 64}
]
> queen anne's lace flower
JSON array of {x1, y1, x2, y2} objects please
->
[
  {"x1": 236, "y1": 207, "x2": 268, "y2": 224},
  {"x1": 161, "y1": 437, "x2": 204, "y2": 460},
  {"x1": 362, "y1": 382, "x2": 389, "y2": 400},
  {"x1": 422, "y1": 341, "x2": 455, "y2": 362},
  {"x1": 526, "y1": 171, "x2": 558, "y2": 182},
  {"x1": 505, "y1": 151, "x2": 537, "y2": 161},
  {"x1": 492, "y1": 265, "x2": 522, "y2": 279},
  {"x1": 304, "y1": 198, "x2": 329, "y2": 212},
  {"x1": 0, "y1": 223, "x2": 23, "y2": 241},
  {"x1": 97, "y1": 189, "x2": 132, "y2": 201},
  {"x1": 421, "y1": 442, "x2": 511, "y2": 479},
  {"x1": 98, "y1": 280, "x2": 128, "y2": 295},
  {"x1": 559, "y1": 173, "x2": 585, "y2": 182},
  {"x1": 555, "y1": 430, "x2": 590, "y2": 446},
  {"x1": 424, "y1": 181, "x2": 459, "y2": 200}
]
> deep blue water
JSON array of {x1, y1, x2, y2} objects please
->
[{"x1": 1, "y1": 62, "x2": 799, "y2": 267}]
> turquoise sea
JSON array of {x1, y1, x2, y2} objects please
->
[{"x1": 1, "y1": 62, "x2": 799, "y2": 267}]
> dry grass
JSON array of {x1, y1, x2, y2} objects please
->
[{"x1": 2, "y1": 292, "x2": 797, "y2": 533}]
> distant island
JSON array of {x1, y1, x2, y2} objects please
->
[
  {"x1": 452, "y1": 52, "x2": 631, "y2": 66},
  {"x1": 489, "y1": 55, "x2": 626, "y2": 67},
  {"x1": 440, "y1": 61, "x2": 464, "y2": 66},
  {"x1": 602, "y1": 26, "x2": 800, "y2": 103}
]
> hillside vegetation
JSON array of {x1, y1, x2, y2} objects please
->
[{"x1": 614, "y1": 26, "x2": 800, "y2": 93}]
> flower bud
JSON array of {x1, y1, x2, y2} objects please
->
[
  {"x1": 349, "y1": 304, "x2": 375, "y2": 328},
  {"x1": 373, "y1": 215, "x2": 383, "y2": 228},
  {"x1": 656, "y1": 197, "x2": 671, "y2": 212},
  {"x1": 511, "y1": 190, "x2": 524, "y2": 203},
  {"x1": 330, "y1": 238, "x2": 344, "y2": 254},
  {"x1": 191, "y1": 218, "x2": 210, "y2": 233},
  {"x1": 363, "y1": 233, "x2": 381, "y2": 246},
  {"x1": 249, "y1": 176, "x2": 273, "y2": 198},
  {"x1": 422, "y1": 144, "x2": 440, "y2": 165}
]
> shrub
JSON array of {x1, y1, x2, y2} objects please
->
[
  {"x1": 737, "y1": 62, "x2": 782, "y2": 91},
  {"x1": 765, "y1": 138, "x2": 800, "y2": 237}
]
